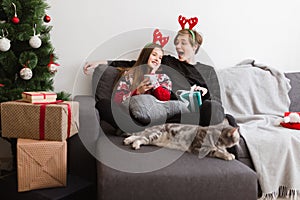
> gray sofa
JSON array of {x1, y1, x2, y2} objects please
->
[{"x1": 73, "y1": 64, "x2": 300, "y2": 200}]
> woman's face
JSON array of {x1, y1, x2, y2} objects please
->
[
  {"x1": 147, "y1": 47, "x2": 163, "y2": 73},
  {"x1": 174, "y1": 34, "x2": 197, "y2": 64}
]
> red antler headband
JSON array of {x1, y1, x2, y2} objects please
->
[
  {"x1": 151, "y1": 29, "x2": 169, "y2": 48},
  {"x1": 178, "y1": 15, "x2": 198, "y2": 41},
  {"x1": 178, "y1": 15, "x2": 198, "y2": 30}
]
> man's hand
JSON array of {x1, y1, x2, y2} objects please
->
[
  {"x1": 83, "y1": 60, "x2": 108, "y2": 75},
  {"x1": 192, "y1": 85, "x2": 208, "y2": 96}
]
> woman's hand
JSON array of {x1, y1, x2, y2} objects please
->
[
  {"x1": 136, "y1": 78, "x2": 153, "y2": 94},
  {"x1": 193, "y1": 85, "x2": 208, "y2": 96},
  {"x1": 83, "y1": 60, "x2": 108, "y2": 75}
]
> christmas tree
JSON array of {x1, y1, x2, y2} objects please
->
[{"x1": 0, "y1": 0, "x2": 60, "y2": 103}]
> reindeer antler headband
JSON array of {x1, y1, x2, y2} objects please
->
[
  {"x1": 145, "y1": 29, "x2": 169, "y2": 48},
  {"x1": 178, "y1": 15, "x2": 198, "y2": 41}
]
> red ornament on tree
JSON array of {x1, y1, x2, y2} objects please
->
[
  {"x1": 11, "y1": 16, "x2": 19, "y2": 24},
  {"x1": 44, "y1": 15, "x2": 51, "y2": 23},
  {"x1": 11, "y1": 3, "x2": 20, "y2": 24}
]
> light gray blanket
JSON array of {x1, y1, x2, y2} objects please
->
[{"x1": 218, "y1": 59, "x2": 300, "y2": 199}]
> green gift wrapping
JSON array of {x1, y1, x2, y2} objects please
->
[{"x1": 177, "y1": 91, "x2": 202, "y2": 112}]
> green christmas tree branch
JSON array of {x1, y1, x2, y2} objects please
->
[{"x1": 0, "y1": 0, "x2": 70, "y2": 103}]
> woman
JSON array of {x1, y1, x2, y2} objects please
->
[
  {"x1": 95, "y1": 42, "x2": 175, "y2": 130},
  {"x1": 114, "y1": 43, "x2": 172, "y2": 105}
]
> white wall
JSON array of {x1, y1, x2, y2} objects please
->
[{"x1": 48, "y1": 0, "x2": 300, "y2": 97}]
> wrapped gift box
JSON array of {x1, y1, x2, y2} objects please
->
[
  {"x1": 178, "y1": 91, "x2": 202, "y2": 112},
  {"x1": 22, "y1": 91, "x2": 57, "y2": 103},
  {"x1": 1, "y1": 101, "x2": 79, "y2": 141},
  {"x1": 17, "y1": 138, "x2": 67, "y2": 192}
]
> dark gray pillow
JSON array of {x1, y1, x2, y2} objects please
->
[
  {"x1": 285, "y1": 72, "x2": 300, "y2": 112},
  {"x1": 93, "y1": 65, "x2": 120, "y2": 102},
  {"x1": 129, "y1": 95, "x2": 189, "y2": 125},
  {"x1": 93, "y1": 65, "x2": 121, "y2": 129}
]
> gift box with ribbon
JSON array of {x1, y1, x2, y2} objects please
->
[
  {"x1": 17, "y1": 138, "x2": 67, "y2": 192},
  {"x1": 176, "y1": 86, "x2": 202, "y2": 112},
  {"x1": 22, "y1": 91, "x2": 57, "y2": 103},
  {"x1": 0, "y1": 101, "x2": 79, "y2": 141}
]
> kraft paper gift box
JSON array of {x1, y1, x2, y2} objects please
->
[
  {"x1": 21, "y1": 91, "x2": 57, "y2": 103},
  {"x1": 1, "y1": 101, "x2": 79, "y2": 141},
  {"x1": 17, "y1": 138, "x2": 67, "y2": 192}
]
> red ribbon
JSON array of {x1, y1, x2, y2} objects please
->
[
  {"x1": 39, "y1": 104, "x2": 47, "y2": 140},
  {"x1": 34, "y1": 100, "x2": 72, "y2": 140}
]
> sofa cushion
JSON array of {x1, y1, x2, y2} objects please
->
[
  {"x1": 97, "y1": 134, "x2": 258, "y2": 200},
  {"x1": 285, "y1": 72, "x2": 300, "y2": 112}
]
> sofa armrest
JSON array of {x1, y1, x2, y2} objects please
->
[
  {"x1": 67, "y1": 95, "x2": 99, "y2": 183},
  {"x1": 75, "y1": 95, "x2": 100, "y2": 150}
]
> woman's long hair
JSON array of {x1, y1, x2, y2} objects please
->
[{"x1": 130, "y1": 43, "x2": 163, "y2": 90}]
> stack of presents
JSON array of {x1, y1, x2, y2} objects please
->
[{"x1": 0, "y1": 91, "x2": 79, "y2": 192}]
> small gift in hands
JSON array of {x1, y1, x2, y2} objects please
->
[
  {"x1": 176, "y1": 85, "x2": 207, "y2": 112},
  {"x1": 144, "y1": 74, "x2": 160, "y2": 89}
]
